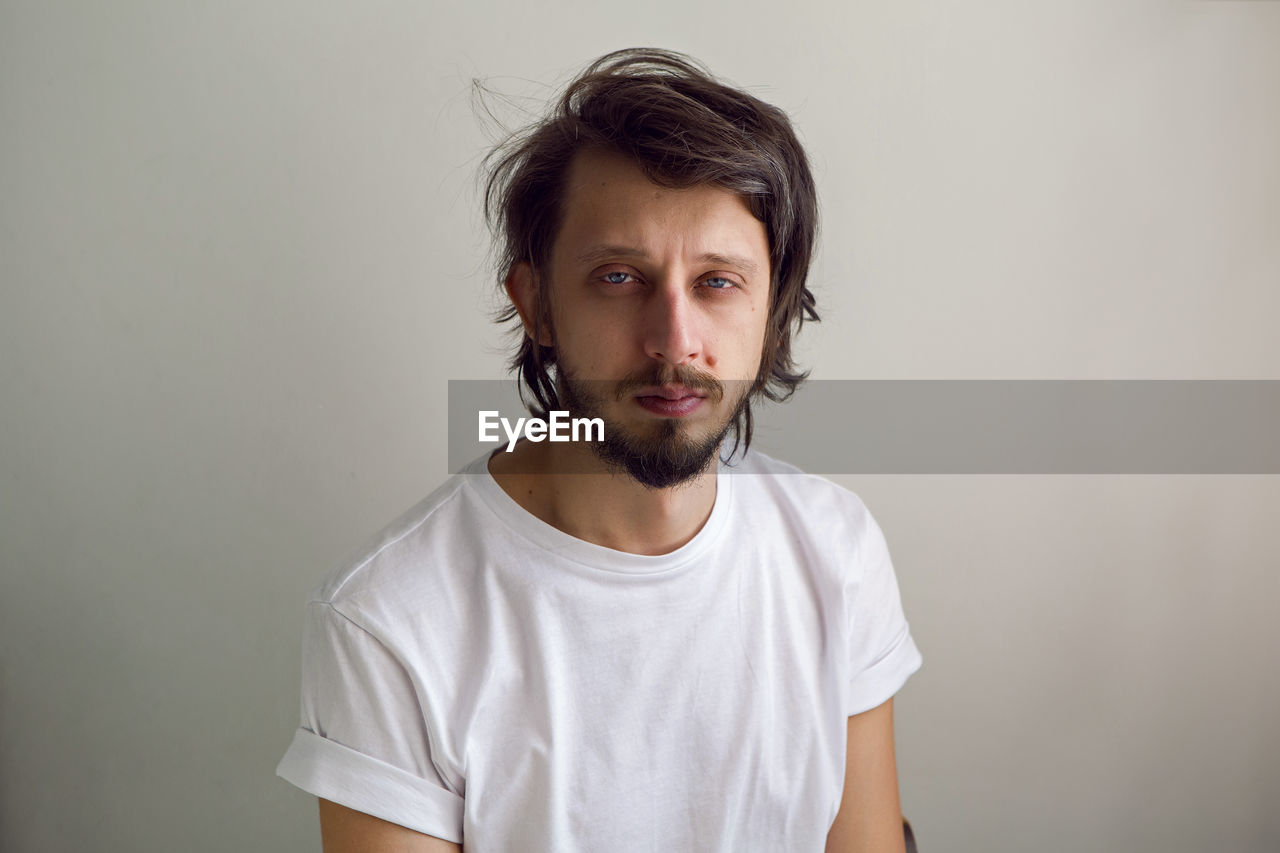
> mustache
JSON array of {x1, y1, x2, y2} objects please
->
[{"x1": 612, "y1": 363, "x2": 725, "y2": 404}]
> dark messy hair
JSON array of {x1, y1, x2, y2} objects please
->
[{"x1": 481, "y1": 48, "x2": 820, "y2": 452}]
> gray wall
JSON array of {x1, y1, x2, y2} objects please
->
[{"x1": 2, "y1": 1, "x2": 1277, "y2": 851}]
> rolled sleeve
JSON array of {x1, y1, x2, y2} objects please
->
[
  {"x1": 842, "y1": 507, "x2": 923, "y2": 716},
  {"x1": 275, "y1": 600, "x2": 463, "y2": 842},
  {"x1": 844, "y1": 623, "x2": 922, "y2": 716},
  {"x1": 277, "y1": 728, "x2": 463, "y2": 842}
]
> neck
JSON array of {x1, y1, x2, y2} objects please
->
[{"x1": 486, "y1": 437, "x2": 719, "y2": 556}]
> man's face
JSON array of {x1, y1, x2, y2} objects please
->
[{"x1": 524, "y1": 147, "x2": 772, "y2": 487}]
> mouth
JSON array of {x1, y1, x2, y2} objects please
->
[{"x1": 633, "y1": 385, "x2": 707, "y2": 417}]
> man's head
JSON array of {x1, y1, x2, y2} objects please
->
[{"x1": 482, "y1": 48, "x2": 819, "y2": 484}]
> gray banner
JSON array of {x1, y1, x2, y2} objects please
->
[{"x1": 448, "y1": 380, "x2": 1280, "y2": 474}]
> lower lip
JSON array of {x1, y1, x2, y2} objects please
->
[{"x1": 636, "y1": 395, "x2": 705, "y2": 417}]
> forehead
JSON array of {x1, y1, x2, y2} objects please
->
[{"x1": 553, "y1": 148, "x2": 769, "y2": 270}]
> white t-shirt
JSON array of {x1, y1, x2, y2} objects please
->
[{"x1": 276, "y1": 449, "x2": 921, "y2": 851}]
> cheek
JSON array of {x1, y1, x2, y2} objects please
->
[
  {"x1": 738, "y1": 303, "x2": 771, "y2": 355},
  {"x1": 550, "y1": 312, "x2": 619, "y2": 373}
]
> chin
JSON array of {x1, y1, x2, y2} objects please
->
[{"x1": 590, "y1": 412, "x2": 730, "y2": 489}]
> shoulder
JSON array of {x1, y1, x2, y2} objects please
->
[
  {"x1": 306, "y1": 467, "x2": 487, "y2": 630},
  {"x1": 728, "y1": 448, "x2": 879, "y2": 541},
  {"x1": 726, "y1": 449, "x2": 894, "y2": 596}
]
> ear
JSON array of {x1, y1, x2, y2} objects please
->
[{"x1": 504, "y1": 262, "x2": 553, "y2": 347}]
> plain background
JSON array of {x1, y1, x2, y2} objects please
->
[{"x1": 2, "y1": 1, "x2": 1277, "y2": 851}]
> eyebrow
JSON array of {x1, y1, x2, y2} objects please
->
[{"x1": 573, "y1": 244, "x2": 761, "y2": 277}]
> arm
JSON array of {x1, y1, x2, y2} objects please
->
[
  {"x1": 319, "y1": 799, "x2": 463, "y2": 853},
  {"x1": 824, "y1": 697, "x2": 906, "y2": 853}
]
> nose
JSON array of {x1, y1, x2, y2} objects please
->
[{"x1": 641, "y1": 281, "x2": 701, "y2": 366}]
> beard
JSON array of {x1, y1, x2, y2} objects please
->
[{"x1": 555, "y1": 362, "x2": 750, "y2": 490}]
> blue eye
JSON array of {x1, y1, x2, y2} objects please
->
[
  {"x1": 703, "y1": 277, "x2": 736, "y2": 290},
  {"x1": 602, "y1": 271, "x2": 634, "y2": 285}
]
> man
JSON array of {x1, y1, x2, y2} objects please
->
[{"x1": 277, "y1": 49, "x2": 921, "y2": 852}]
